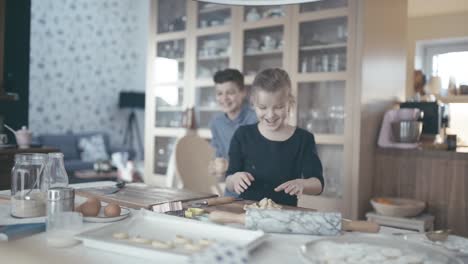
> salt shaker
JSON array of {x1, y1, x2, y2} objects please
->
[{"x1": 47, "y1": 187, "x2": 75, "y2": 222}]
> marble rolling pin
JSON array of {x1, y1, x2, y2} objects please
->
[{"x1": 209, "y1": 209, "x2": 380, "y2": 236}]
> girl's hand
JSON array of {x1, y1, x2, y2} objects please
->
[
  {"x1": 274, "y1": 179, "x2": 306, "y2": 196},
  {"x1": 227, "y1": 172, "x2": 255, "y2": 194}
]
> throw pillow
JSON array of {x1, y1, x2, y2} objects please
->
[{"x1": 78, "y1": 134, "x2": 109, "y2": 162}]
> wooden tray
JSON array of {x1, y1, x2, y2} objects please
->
[{"x1": 76, "y1": 183, "x2": 217, "y2": 210}]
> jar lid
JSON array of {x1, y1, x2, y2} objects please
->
[{"x1": 47, "y1": 187, "x2": 75, "y2": 201}]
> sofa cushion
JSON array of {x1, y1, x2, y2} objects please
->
[
  {"x1": 78, "y1": 134, "x2": 109, "y2": 162},
  {"x1": 39, "y1": 134, "x2": 79, "y2": 160},
  {"x1": 64, "y1": 160, "x2": 94, "y2": 173}
]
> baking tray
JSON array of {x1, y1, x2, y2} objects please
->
[
  {"x1": 75, "y1": 209, "x2": 267, "y2": 262},
  {"x1": 299, "y1": 233, "x2": 462, "y2": 264}
]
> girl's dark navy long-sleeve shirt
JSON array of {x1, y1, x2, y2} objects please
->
[{"x1": 226, "y1": 124, "x2": 324, "y2": 206}]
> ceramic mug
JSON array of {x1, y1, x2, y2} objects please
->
[{"x1": 0, "y1": 133, "x2": 7, "y2": 145}]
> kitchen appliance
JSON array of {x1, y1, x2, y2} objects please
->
[
  {"x1": 378, "y1": 108, "x2": 422, "y2": 148},
  {"x1": 209, "y1": 209, "x2": 380, "y2": 235},
  {"x1": 400, "y1": 101, "x2": 449, "y2": 135},
  {"x1": 391, "y1": 121, "x2": 423, "y2": 143}
]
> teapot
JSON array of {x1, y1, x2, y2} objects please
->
[{"x1": 16, "y1": 126, "x2": 33, "y2": 149}]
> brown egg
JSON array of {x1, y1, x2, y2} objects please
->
[
  {"x1": 104, "y1": 203, "x2": 121, "y2": 217},
  {"x1": 80, "y1": 197, "x2": 101, "y2": 217}
]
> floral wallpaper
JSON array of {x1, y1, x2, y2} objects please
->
[{"x1": 29, "y1": 0, "x2": 148, "y2": 159}]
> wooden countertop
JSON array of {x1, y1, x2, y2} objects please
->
[{"x1": 376, "y1": 146, "x2": 468, "y2": 159}]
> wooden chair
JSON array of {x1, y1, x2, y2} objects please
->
[{"x1": 171, "y1": 133, "x2": 222, "y2": 195}]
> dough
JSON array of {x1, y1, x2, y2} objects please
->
[
  {"x1": 130, "y1": 236, "x2": 152, "y2": 244},
  {"x1": 198, "y1": 238, "x2": 214, "y2": 247},
  {"x1": 152, "y1": 240, "x2": 174, "y2": 249},
  {"x1": 173, "y1": 235, "x2": 191, "y2": 245},
  {"x1": 113, "y1": 232, "x2": 129, "y2": 240},
  {"x1": 243, "y1": 198, "x2": 282, "y2": 210},
  {"x1": 184, "y1": 243, "x2": 202, "y2": 251}
]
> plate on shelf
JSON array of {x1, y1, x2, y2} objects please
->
[{"x1": 83, "y1": 207, "x2": 131, "y2": 223}]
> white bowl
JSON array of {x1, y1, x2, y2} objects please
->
[{"x1": 371, "y1": 197, "x2": 426, "y2": 217}]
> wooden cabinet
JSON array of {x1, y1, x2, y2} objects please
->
[
  {"x1": 145, "y1": 0, "x2": 408, "y2": 219},
  {"x1": 374, "y1": 148, "x2": 468, "y2": 237}
]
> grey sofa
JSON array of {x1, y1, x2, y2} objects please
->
[{"x1": 35, "y1": 132, "x2": 135, "y2": 183}]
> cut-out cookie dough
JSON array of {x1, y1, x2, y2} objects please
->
[
  {"x1": 152, "y1": 240, "x2": 174, "y2": 249},
  {"x1": 113, "y1": 232, "x2": 129, "y2": 240},
  {"x1": 130, "y1": 235, "x2": 152, "y2": 244},
  {"x1": 173, "y1": 235, "x2": 192, "y2": 245}
]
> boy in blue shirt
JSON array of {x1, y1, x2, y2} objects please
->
[{"x1": 209, "y1": 69, "x2": 257, "y2": 197}]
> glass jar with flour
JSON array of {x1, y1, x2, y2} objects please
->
[{"x1": 10, "y1": 153, "x2": 48, "y2": 218}]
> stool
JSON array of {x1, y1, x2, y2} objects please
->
[{"x1": 366, "y1": 211, "x2": 434, "y2": 233}]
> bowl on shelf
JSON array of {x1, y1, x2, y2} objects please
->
[
  {"x1": 391, "y1": 121, "x2": 423, "y2": 143},
  {"x1": 370, "y1": 197, "x2": 426, "y2": 217}
]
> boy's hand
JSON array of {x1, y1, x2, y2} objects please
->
[
  {"x1": 274, "y1": 179, "x2": 306, "y2": 196},
  {"x1": 228, "y1": 172, "x2": 255, "y2": 194}
]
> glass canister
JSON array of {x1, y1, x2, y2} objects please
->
[
  {"x1": 11, "y1": 153, "x2": 48, "y2": 218},
  {"x1": 41, "y1": 152, "x2": 69, "y2": 192}
]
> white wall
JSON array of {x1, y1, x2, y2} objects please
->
[{"x1": 29, "y1": 0, "x2": 149, "y2": 159}]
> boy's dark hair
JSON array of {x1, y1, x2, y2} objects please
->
[{"x1": 213, "y1": 69, "x2": 245, "y2": 91}]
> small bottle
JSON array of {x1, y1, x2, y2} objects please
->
[
  {"x1": 41, "y1": 153, "x2": 69, "y2": 192},
  {"x1": 331, "y1": 54, "x2": 340, "y2": 72},
  {"x1": 301, "y1": 58, "x2": 308, "y2": 73},
  {"x1": 321, "y1": 54, "x2": 329, "y2": 72}
]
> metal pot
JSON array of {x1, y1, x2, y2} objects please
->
[{"x1": 391, "y1": 121, "x2": 422, "y2": 143}]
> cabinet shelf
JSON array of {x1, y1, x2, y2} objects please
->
[
  {"x1": 300, "y1": 42, "x2": 347, "y2": 51},
  {"x1": 297, "y1": 72, "x2": 347, "y2": 82},
  {"x1": 155, "y1": 31, "x2": 188, "y2": 42},
  {"x1": 242, "y1": 17, "x2": 286, "y2": 30},
  {"x1": 298, "y1": 8, "x2": 348, "y2": 22},
  {"x1": 314, "y1": 134, "x2": 345, "y2": 144},
  {"x1": 244, "y1": 49, "x2": 282, "y2": 56},
  {"x1": 156, "y1": 106, "x2": 185, "y2": 112},
  {"x1": 199, "y1": 6, "x2": 230, "y2": 14},
  {"x1": 436, "y1": 95, "x2": 468, "y2": 103},
  {"x1": 197, "y1": 55, "x2": 230, "y2": 61}
]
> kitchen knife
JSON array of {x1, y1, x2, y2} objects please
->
[{"x1": 209, "y1": 208, "x2": 380, "y2": 236}]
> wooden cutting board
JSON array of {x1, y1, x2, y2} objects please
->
[
  {"x1": 184, "y1": 199, "x2": 316, "y2": 214},
  {"x1": 76, "y1": 183, "x2": 217, "y2": 210}
]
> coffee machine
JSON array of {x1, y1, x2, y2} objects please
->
[{"x1": 400, "y1": 101, "x2": 450, "y2": 136}]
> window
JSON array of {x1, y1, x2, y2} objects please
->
[{"x1": 421, "y1": 40, "x2": 468, "y2": 91}]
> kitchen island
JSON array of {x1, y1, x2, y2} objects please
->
[{"x1": 1, "y1": 182, "x2": 467, "y2": 263}]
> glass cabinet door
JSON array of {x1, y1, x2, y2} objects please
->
[
  {"x1": 198, "y1": 2, "x2": 231, "y2": 28},
  {"x1": 299, "y1": 0, "x2": 347, "y2": 13},
  {"x1": 197, "y1": 33, "x2": 230, "y2": 79},
  {"x1": 316, "y1": 144, "x2": 343, "y2": 198},
  {"x1": 195, "y1": 86, "x2": 219, "y2": 128},
  {"x1": 244, "y1": 6, "x2": 286, "y2": 22},
  {"x1": 155, "y1": 85, "x2": 184, "y2": 128},
  {"x1": 157, "y1": 0, "x2": 187, "y2": 34},
  {"x1": 156, "y1": 39, "x2": 185, "y2": 82},
  {"x1": 154, "y1": 136, "x2": 177, "y2": 175},
  {"x1": 297, "y1": 81, "x2": 345, "y2": 135},
  {"x1": 298, "y1": 17, "x2": 347, "y2": 73},
  {"x1": 243, "y1": 26, "x2": 283, "y2": 76}
]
